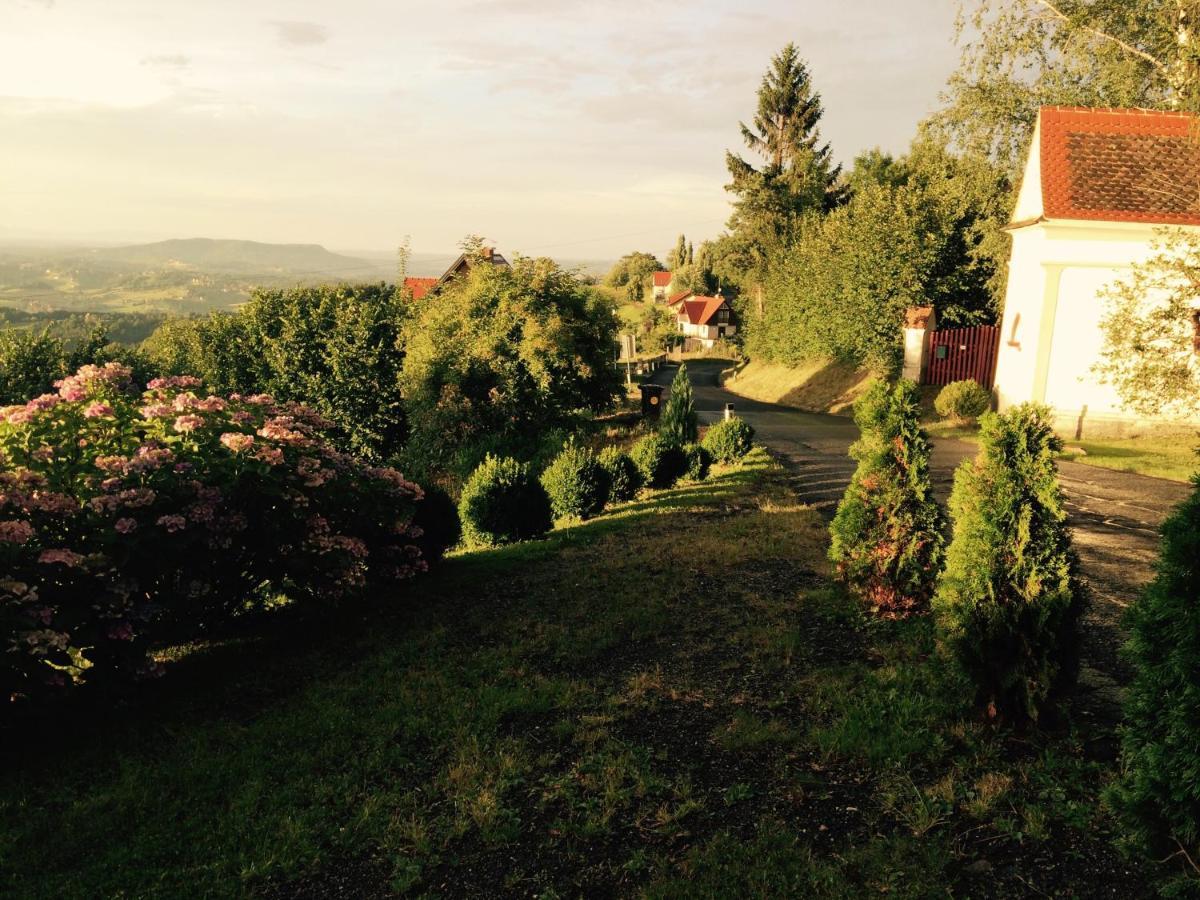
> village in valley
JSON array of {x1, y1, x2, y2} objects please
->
[{"x1": 3, "y1": 1, "x2": 1200, "y2": 898}]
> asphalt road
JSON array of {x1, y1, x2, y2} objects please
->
[{"x1": 653, "y1": 360, "x2": 1194, "y2": 689}]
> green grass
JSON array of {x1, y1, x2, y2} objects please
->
[
  {"x1": 927, "y1": 421, "x2": 1199, "y2": 483},
  {"x1": 0, "y1": 449, "x2": 1163, "y2": 897}
]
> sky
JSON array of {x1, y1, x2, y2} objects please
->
[{"x1": 1, "y1": 0, "x2": 964, "y2": 259}]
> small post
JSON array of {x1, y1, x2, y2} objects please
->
[
  {"x1": 902, "y1": 306, "x2": 937, "y2": 383},
  {"x1": 724, "y1": 403, "x2": 735, "y2": 421}
]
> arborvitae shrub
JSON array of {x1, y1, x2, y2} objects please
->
[
  {"x1": 631, "y1": 433, "x2": 687, "y2": 489},
  {"x1": 702, "y1": 417, "x2": 755, "y2": 464},
  {"x1": 598, "y1": 446, "x2": 642, "y2": 503},
  {"x1": 933, "y1": 404, "x2": 1082, "y2": 725},
  {"x1": 458, "y1": 455, "x2": 553, "y2": 547},
  {"x1": 683, "y1": 443, "x2": 712, "y2": 482},
  {"x1": 660, "y1": 363, "x2": 699, "y2": 445},
  {"x1": 828, "y1": 379, "x2": 944, "y2": 617},
  {"x1": 540, "y1": 442, "x2": 610, "y2": 521},
  {"x1": 935, "y1": 379, "x2": 991, "y2": 424},
  {"x1": 411, "y1": 484, "x2": 462, "y2": 562},
  {"x1": 1111, "y1": 466, "x2": 1200, "y2": 859}
]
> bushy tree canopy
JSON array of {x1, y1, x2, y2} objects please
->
[{"x1": 401, "y1": 257, "x2": 621, "y2": 481}]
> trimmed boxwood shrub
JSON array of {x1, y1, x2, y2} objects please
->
[
  {"x1": 683, "y1": 443, "x2": 712, "y2": 482},
  {"x1": 933, "y1": 403, "x2": 1082, "y2": 725},
  {"x1": 1111, "y1": 467, "x2": 1200, "y2": 859},
  {"x1": 458, "y1": 455, "x2": 553, "y2": 548},
  {"x1": 411, "y1": 484, "x2": 462, "y2": 561},
  {"x1": 829, "y1": 379, "x2": 944, "y2": 618},
  {"x1": 702, "y1": 417, "x2": 755, "y2": 464},
  {"x1": 631, "y1": 433, "x2": 687, "y2": 489},
  {"x1": 934, "y1": 379, "x2": 991, "y2": 424},
  {"x1": 540, "y1": 442, "x2": 610, "y2": 521},
  {"x1": 598, "y1": 446, "x2": 641, "y2": 503}
]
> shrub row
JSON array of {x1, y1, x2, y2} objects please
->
[{"x1": 0, "y1": 364, "x2": 434, "y2": 712}]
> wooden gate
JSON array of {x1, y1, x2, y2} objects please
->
[{"x1": 924, "y1": 324, "x2": 1000, "y2": 387}]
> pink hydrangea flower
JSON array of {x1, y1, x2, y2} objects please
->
[
  {"x1": 0, "y1": 520, "x2": 34, "y2": 544},
  {"x1": 140, "y1": 403, "x2": 172, "y2": 418},
  {"x1": 156, "y1": 514, "x2": 187, "y2": 533},
  {"x1": 219, "y1": 432, "x2": 255, "y2": 453},
  {"x1": 147, "y1": 375, "x2": 202, "y2": 390},
  {"x1": 83, "y1": 402, "x2": 115, "y2": 419},
  {"x1": 114, "y1": 517, "x2": 138, "y2": 534},
  {"x1": 173, "y1": 414, "x2": 204, "y2": 433},
  {"x1": 27, "y1": 393, "x2": 61, "y2": 412},
  {"x1": 38, "y1": 548, "x2": 85, "y2": 567}
]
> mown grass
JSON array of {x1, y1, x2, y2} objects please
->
[{"x1": 0, "y1": 449, "x2": 1161, "y2": 897}]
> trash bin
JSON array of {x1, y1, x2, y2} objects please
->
[{"x1": 639, "y1": 384, "x2": 665, "y2": 420}]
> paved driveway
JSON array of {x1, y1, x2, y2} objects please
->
[{"x1": 653, "y1": 360, "x2": 1194, "y2": 686}]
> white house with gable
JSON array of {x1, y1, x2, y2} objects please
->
[{"x1": 993, "y1": 106, "x2": 1200, "y2": 436}]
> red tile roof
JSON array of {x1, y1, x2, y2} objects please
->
[
  {"x1": 653, "y1": 271, "x2": 672, "y2": 287},
  {"x1": 404, "y1": 277, "x2": 438, "y2": 300},
  {"x1": 667, "y1": 290, "x2": 693, "y2": 306},
  {"x1": 1039, "y1": 106, "x2": 1200, "y2": 226},
  {"x1": 678, "y1": 295, "x2": 729, "y2": 326}
]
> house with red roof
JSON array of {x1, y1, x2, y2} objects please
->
[
  {"x1": 403, "y1": 277, "x2": 438, "y2": 300},
  {"x1": 674, "y1": 294, "x2": 735, "y2": 349},
  {"x1": 402, "y1": 247, "x2": 509, "y2": 300},
  {"x1": 651, "y1": 271, "x2": 673, "y2": 302},
  {"x1": 993, "y1": 106, "x2": 1200, "y2": 433}
]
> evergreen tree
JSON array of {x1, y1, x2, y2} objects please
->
[
  {"x1": 829, "y1": 380, "x2": 945, "y2": 617},
  {"x1": 667, "y1": 234, "x2": 689, "y2": 272},
  {"x1": 660, "y1": 363, "x2": 699, "y2": 446},
  {"x1": 1111, "y1": 462, "x2": 1200, "y2": 860},
  {"x1": 933, "y1": 404, "x2": 1082, "y2": 725}
]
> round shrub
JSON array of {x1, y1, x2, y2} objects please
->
[
  {"x1": 540, "y1": 442, "x2": 610, "y2": 521},
  {"x1": 0, "y1": 364, "x2": 426, "y2": 712},
  {"x1": 598, "y1": 446, "x2": 641, "y2": 503},
  {"x1": 630, "y1": 433, "x2": 687, "y2": 489},
  {"x1": 458, "y1": 455, "x2": 552, "y2": 548},
  {"x1": 702, "y1": 417, "x2": 755, "y2": 464},
  {"x1": 411, "y1": 484, "x2": 461, "y2": 562},
  {"x1": 683, "y1": 443, "x2": 712, "y2": 482},
  {"x1": 934, "y1": 379, "x2": 991, "y2": 424}
]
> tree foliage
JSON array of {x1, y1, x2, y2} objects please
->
[
  {"x1": 1112, "y1": 465, "x2": 1200, "y2": 862},
  {"x1": 1096, "y1": 230, "x2": 1200, "y2": 420},
  {"x1": 660, "y1": 364, "x2": 699, "y2": 446},
  {"x1": 933, "y1": 404, "x2": 1082, "y2": 725},
  {"x1": 605, "y1": 251, "x2": 663, "y2": 304},
  {"x1": 829, "y1": 380, "x2": 945, "y2": 617},
  {"x1": 401, "y1": 257, "x2": 621, "y2": 482}
]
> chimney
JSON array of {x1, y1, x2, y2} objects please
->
[{"x1": 481, "y1": 247, "x2": 494, "y2": 260}]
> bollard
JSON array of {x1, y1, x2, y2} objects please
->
[{"x1": 724, "y1": 403, "x2": 735, "y2": 421}]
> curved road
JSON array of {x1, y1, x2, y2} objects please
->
[{"x1": 653, "y1": 360, "x2": 1193, "y2": 688}]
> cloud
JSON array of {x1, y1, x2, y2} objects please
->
[
  {"x1": 269, "y1": 20, "x2": 329, "y2": 47},
  {"x1": 140, "y1": 54, "x2": 190, "y2": 70}
]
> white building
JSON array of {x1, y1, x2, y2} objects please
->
[
  {"x1": 993, "y1": 106, "x2": 1200, "y2": 436},
  {"x1": 675, "y1": 294, "x2": 736, "y2": 349},
  {"x1": 652, "y1": 271, "x2": 673, "y2": 302}
]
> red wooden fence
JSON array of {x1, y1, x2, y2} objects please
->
[{"x1": 924, "y1": 324, "x2": 1000, "y2": 388}]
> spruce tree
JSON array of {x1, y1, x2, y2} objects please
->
[
  {"x1": 829, "y1": 380, "x2": 944, "y2": 617},
  {"x1": 660, "y1": 363, "x2": 699, "y2": 446},
  {"x1": 933, "y1": 404, "x2": 1082, "y2": 725},
  {"x1": 1111, "y1": 462, "x2": 1200, "y2": 859}
]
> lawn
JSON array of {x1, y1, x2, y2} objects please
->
[{"x1": 0, "y1": 450, "x2": 1158, "y2": 897}]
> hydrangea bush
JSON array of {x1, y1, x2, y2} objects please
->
[{"x1": 0, "y1": 363, "x2": 426, "y2": 709}]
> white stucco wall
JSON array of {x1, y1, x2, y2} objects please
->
[{"x1": 994, "y1": 219, "x2": 1200, "y2": 431}]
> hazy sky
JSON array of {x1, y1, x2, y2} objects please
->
[{"x1": 2, "y1": 0, "x2": 963, "y2": 258}]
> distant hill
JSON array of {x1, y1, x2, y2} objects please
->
[{"x1": 88, "y1": 238, "x2": 382, "y2": 278}]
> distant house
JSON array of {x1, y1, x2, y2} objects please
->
[
  {"x1": 402, "y1": 247, "x2": 510, "y2": 300},
  {"x1": 675, "y1": 294, "x2": 735, "y2": 349},
  {"x1": 652, "y1": 271, "x2": 673, "y2": 302},
  {"x1": 993, "y1": 106, "x2": 1200, "y2": 434}
]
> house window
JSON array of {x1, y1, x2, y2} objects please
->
[{"x1": 717, "y1": 309, "x2": 729, "y2": 323}]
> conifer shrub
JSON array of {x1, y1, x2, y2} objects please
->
[
  {"x1": 702, "y1": 417, "x2": 755, "y2": 464},
  {"x1": 934, "y1": 379, "x2": 991, "y2": 424},
  {"x1": 1111, "y1": 465, "x2": 1200, "y2": 861},
  {"x1": 411, "y1": 484, "x2": 462, "y2": 562},
  {"x1": 932, "y1": 403, "x2": 1082, "y2": 725},
  {"x1": 598, "y1": 446, "x2": 641, "y2": 503},
  {"x1": 630, "y1": 433, "x2": 687, "y2": 489},
  {"x1": 828, "y1": 379, "x2": 944, "y2": 617},
  {"x1": 540, "y1": 442, "x2": 610, "y2": 521},
  {"x1": 458, "y1": 455, "x2": 553, "y2": 548},
  {"x1": 660, "y1": 364, "x2": 699, "y2": 445},
  {"x1": 683, "y1": 443, "x2": 712, "y2": 482}
]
